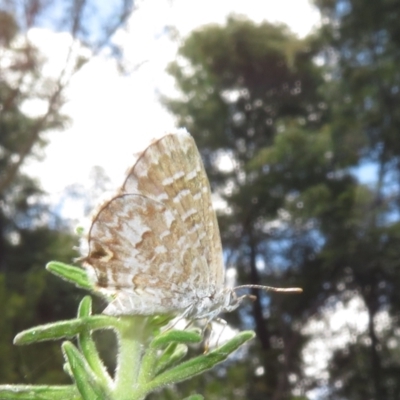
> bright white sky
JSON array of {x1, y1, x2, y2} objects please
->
[{"x1": 23, "y1": 0, "x2": 320, "y2": 220}]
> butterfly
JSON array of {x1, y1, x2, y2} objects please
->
[{"x1": 81, "y1": 130, "x2": 301, "y2": 321}]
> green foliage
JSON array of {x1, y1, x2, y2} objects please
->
[
  {"x1": 0, "y1": 271, "x2": 72, "y2": 385},
  {"x1": 164, "y1": 16, "x2": 326, "y2": 398},
  {"x1": 163, "y1": 11, "x2": 400, "y2": 399},
  {"x1": 0, "y1": 4, "x2": 132, "y2": 388},
  {"x1": 309, "y1": 2, "x2": 400, "y2": 397},
  {"x1": 0, "y1": 222, "x2": 82, "y2": 384},
  {"x1": 0, "y1": 263, "x2": 255, "y2": 400}
]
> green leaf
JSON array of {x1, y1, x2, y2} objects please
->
[
  {"x1": 0, "y1": 384, "x2": 78, "y2": 399},
  {"x1": 137, "y1": 346, "x2": 158, "y2": 386},
  {"x1": 77, "y1": 297, "x2": 113, "y2": 388},
  {"x1": 14, "y1": 315, "x2": 118, "y2": 345},
  {"x1": 62, "y1": 341, "x2": 112, "y2": 400},
  {"x1": 46, "y1": 261, "x2": 92, "y2": 291},
  {"x1": 145, "y1": 331, "x2": 255, "y2": 391},
  {"x1": 150, "y1": 329, "x2": 202, "y2": 348},
  {"x1": 77, "y1": 296, "x2": 93, "y2": 318},
  {"x1": 155, "y1": 343, "x2": 188, "y2": 375}
]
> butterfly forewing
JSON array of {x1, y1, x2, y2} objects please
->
[
  {"x1": 83, "y1": 131, "x2": 225, "y2": 315},
  {"x1": 122, "y1": 133, "x2": 224, "y2": 289}
]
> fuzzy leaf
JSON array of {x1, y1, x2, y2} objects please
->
[
  {"x1": 155, "y1": 343, "x2": 188, "y2": 375},
  {"x1": 145, "y1": 331, "x2": 255, "y2": 391},
  {"x1": 0, "y1": 384, "x2": 78, "y2": 399},
  {"x1": 151, "y1": 329, "x2": 202, "y2": 348},
  {"x1": 77, "y1": 297, "x2": 112, "y2": 387},
  {"x1": 46, "y1": 261, "x2": 92, "y2": 291},
  {"x1": 62, "y1": 341, "x2": 112, "y2": 400},
  {"x1": 14, "y1": 315, "x2": 117, "y2": 345}
]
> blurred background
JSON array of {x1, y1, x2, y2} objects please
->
[{"x1": 1, "y1": 0, "x2": 400, "y2": 399}]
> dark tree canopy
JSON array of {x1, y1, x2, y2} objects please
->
[
  {"x1": 163, "y1": 11, "x2": 400, "y2": 399},
  {"x1": 0, "y1": 1, "x2": 133, "y2": 384}
]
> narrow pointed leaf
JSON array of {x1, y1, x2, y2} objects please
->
[
  {"x1": 137, "y1": 346, "x2": 158, "y2": 385},
  {"x1": 62, "y1": 341, "x2": 112, "y2": 400},
  {"x1": 146, "y1": 331, "x2": 254, "y2": 390},
  {"x1": 14, "y1": 315, "x2": 117, "y2": 345},
  {"x1": 46, "y1": 261, "x2": 92, "y2": 290},
  {"x1": 78, "y1": 296, "x2": 93, "y2": 317},
  {"x1": 155, "y1": 343, "x2": 188, "y2": 375},
  {"x1": 77, "y1": 297, "x2": 112, "y2": 387},
  {"x1": 0, "y1": 384, "x2": 78, "y2": 399},
  {"x1": 151, "y1": 329, "x2": 202, "y2": 348}
]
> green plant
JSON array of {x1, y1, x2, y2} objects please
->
[{"x1": 0, "y1": 261, "x2": 254, "y2": 400}]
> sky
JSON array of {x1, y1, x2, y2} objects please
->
[{"x1": 23, "y1": 0, "x2": 321, "y2": 222}]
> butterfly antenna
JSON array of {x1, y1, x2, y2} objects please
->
[{"x1": 234, "y1": 284, "x2": 303, "y2": 294}]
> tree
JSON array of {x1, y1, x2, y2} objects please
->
[
  {"x1": 163, "y1": 16, "x2": 331, "y2": 399},
  {"x1": 163, "y1": 12, "x2": 400, "y2": 398},
  {"x1": 0, "y1": 0, "x2": 134, "y2": 384},
  {"x1": 0, "y1": 0, "x2": 133, "y2": 195},
  {"x1": 311, "y1": 0, "x2": 400, "y2": 398}
]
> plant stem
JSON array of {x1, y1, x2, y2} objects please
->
[{"x1": 112, "y1": 316, "x2": 151, "y2": 400}]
